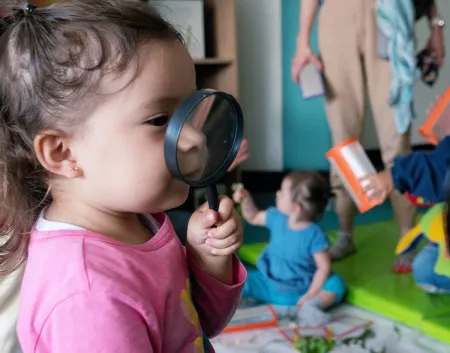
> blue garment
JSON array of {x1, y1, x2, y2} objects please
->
[
  {"x1": 243, "y1": 270, "x2": 346, "y2": 306},
  {"x1": 376, "y1": 0, "x2": 418, "y2": 134},
  {"x1": 412, "y1": 244, "x2": 450, "y2": 294},
  {"x1": 391, "y1": 136, "x2": 450, "y2": 203},
  {"x1": 256, "y1": 207, "x2": 331, "y2": 294}
]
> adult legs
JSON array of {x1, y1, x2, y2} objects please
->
[{"x1": 318, "y1": 0, "x2": 366, "y2": 260}]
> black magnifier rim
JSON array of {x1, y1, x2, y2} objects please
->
[{"x1": 164, "y1": 88, "x2": 244, "y2": 188}]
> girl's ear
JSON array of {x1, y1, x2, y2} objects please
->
[{"x1": 33, "y1": 130, "x2": 81, "y2": 178}]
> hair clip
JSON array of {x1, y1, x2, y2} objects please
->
[{"x1": 24, "y1": 3, "x2": 37, "y2": 16}]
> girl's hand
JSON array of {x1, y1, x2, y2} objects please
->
[
  {"x1": 187, "y1": 196, "x2": 243, "y2": 257},
  {"x1": 360, "y1": 170, "x2": 394, "y2": 203},
  {"x1": 291, "y1": 42, "x2": 323, "y2": 84},
  {"x1": 232, "y1": 187, "x2": 250, "y2": 204}
]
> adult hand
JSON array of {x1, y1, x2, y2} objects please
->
[
  {"x1": 227, "y1": 138, "x2": 249, "y2": 172},
  {"x1": 291, "y1": 42, "x2": 323, "y2": 84},
  {"x1": 427, "y1": 27, "x2": 445, "y2": 68}
]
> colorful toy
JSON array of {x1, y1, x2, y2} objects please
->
[
  {"x1": 223, "y1": 304, "x2": 278, "y2": 334},
  {"x1": 396, "y1": 203, "x2": 450, "y2": 276},
  {"x1": 418, "y1": 87, "x2": 450, "y2": 146},
  {"x1": 326, "y1": 138, "x2": 380, "y2": 213}
]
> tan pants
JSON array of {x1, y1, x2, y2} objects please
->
[{"x1": 318, "y1": 0, "x2": 415, "y2": 234}]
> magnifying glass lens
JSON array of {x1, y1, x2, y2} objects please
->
[
  {"x1": 176, "y1": 94, "x2": 236, "y2": 182},
  {"x1": 164, "y1": 90, "x2": 244, "y2": 211}
]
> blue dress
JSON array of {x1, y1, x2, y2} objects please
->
[{"x1": 243, "y1": 207, "x2": 346, "y2": 305}]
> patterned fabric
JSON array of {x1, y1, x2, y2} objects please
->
[{"x1": 376, "y1": 0, "x2": 418, "y2": 134}]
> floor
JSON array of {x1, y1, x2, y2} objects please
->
[{"x1": 212, "y1": 304, "x2": 450, "y2": 353}]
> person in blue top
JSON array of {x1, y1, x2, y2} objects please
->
[
  {"x1": 233, "y1": 171, "x2": 346, "y2": 325},
  {"x1": 362, "y1": 135, "x2": 450, "y2": 293}
]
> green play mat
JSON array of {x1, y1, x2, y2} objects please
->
[{"x1": 238, "y1": 219, "x2": 450, "y2": 344}]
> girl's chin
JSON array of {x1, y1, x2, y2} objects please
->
[{"x1": 162, "y1": 183, "x2": 191, "y2": 211}]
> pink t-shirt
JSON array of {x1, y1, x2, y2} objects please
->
[{"x1": 17, "y1": 213, "x2": 246, "y2": 353}]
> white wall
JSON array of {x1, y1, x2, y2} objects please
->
[
  {"x1": 236, "y1": 0, "x2": 284, "y2": 171},
  {"x1": 363, "y1": 0, "x2": 450, "y2": 148}
]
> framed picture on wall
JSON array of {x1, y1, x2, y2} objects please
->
[{"x1": 152, "y1": 0, "x2": 205, "y2": 60}]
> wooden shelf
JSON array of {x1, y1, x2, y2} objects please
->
[{"x1": 193, "y1": 58, "x2": 234, "y2": 66}]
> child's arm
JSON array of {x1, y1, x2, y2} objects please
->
[
  {"x1": 188, "y1": 254, "x2": 246, "y2": 338},
  {"x1": 297, "y1": 228, "x2": 331, "y2": 307},
  {"x1": 391, "y1": 136, "x2": 450, "y2": 202},
  {"x1": 186, "y1": 197, "x2": 247, "y2": 338},
  {"x1": 299, "y1": 251, "x2": 331, "y2": 306},
  {"x1": 233, "y1": 187, "x2": 266, "y2": 226},
  {"x1": 362, "y1": 136, "x2": 450, "y2": 203}
]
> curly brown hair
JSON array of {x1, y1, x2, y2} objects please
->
[{"x1": 0, "y1": 0, "x2": 182, "y2": 274}]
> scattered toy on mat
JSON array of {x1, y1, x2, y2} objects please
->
[
  {"x1": 293, "y1": 326, "x2": 395, "y2": 353},
  {"x1": 294, "y1": 333, "x2": 335, "y2": 353}
]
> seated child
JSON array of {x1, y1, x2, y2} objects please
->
[
  {"x1": 233, "y1": 171, "x2": 346, "y2": 324},
  {"x1": 362, "y1": 136, "x2": 450, "y2": 292}
]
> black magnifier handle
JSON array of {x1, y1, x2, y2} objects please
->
[{"x1": 206, "y1": 184, "x2": 219, "y2": 211}]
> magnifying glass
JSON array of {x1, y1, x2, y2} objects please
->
[{"x1": 164, "y1": 89, "x2": 244, "y2": 211}]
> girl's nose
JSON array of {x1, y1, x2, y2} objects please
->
[{"x1": 177, "y1": 123, "x2": 207, "y2": 152}]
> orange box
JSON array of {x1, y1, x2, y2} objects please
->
[
  {"x1": 419, "y1": 87, "x2": 450, "y2": 145},
  {"x1": 326, "y1": 138, "x2": 379, "y2": 213}
]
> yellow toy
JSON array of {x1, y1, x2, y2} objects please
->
[{"x1": 396, "y1": 203, "x2": 450, "y2": 277}]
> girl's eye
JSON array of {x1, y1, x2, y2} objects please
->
[{"x1": 146, "y1": 115, "x2": 169, "y2": 127}]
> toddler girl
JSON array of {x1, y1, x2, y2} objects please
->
[
  {"x1": 233, "y1": 171, "x2": 346, "y2": 325},
  {"x1": 0, "y1": 1, "x2": 246, "y2": 352}
]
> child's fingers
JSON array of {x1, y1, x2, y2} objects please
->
[
  {"x1": 208, "y1": 217, "x2": 240, "y2": 240},
  {"x1": 367, "y1": 190, "x2": 386, "y2": 203},
  {"x1": 209, "y1": 240, "x2": 242, "y2": 256},
  {"x1": 202, "y1": 210, "x2": 218, "y2": 228},
  {"x1": 232, "y1": 190, "x2": 243, "y2": 203},
  {"x1": 360, "y1": 183, "x2": 377, "y2": 195},
  {"x1": 216, "y1": 196, "x2": 234, "y2": 225},
  {"x1": 206, "y1": 232, "x2": 240, "y2": 250}
]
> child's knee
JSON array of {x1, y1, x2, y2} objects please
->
[{"x1": 323, "y1": 273, "x2": 346, "y2": 304}]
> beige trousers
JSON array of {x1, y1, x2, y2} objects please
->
[{"x1": 318, "y1": 0, "x2": 415, "y2": 234}]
